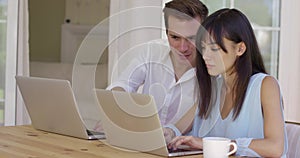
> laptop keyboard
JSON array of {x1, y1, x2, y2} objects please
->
[
  {"x1": 168, "y1": 148, "x2": 191, "y2": 153},
  {"x1": 86, "y1": 130, "x2": 105, "y2": 136}
]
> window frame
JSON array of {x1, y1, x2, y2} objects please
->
[{"x1": 4, "y1": 0, "x2": 18, "y2": 126}]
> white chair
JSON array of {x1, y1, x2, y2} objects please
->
[{"x1": 286, "y1": 122, "x2": 300, "y2": 158}]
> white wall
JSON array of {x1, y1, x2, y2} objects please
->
[
  {"x1": 65, "y1": 0, "x2": 110, "y2": 25},
  {"x1": 279, "y1": 0, "x2": 300, "y2": 123},
  {"x1": 108, "y1": 0, "x2": 163, "y2": 84}
]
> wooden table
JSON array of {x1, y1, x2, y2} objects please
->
[{"x1": 0, "y1": 125, "x2": 206, "y2": 158}]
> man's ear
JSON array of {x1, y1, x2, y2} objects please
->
[{"x1": 237, "y1": 42, "x2": 246, "y2": 56}]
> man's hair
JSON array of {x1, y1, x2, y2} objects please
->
[{"x1": 163, "y1": 0, "x2": 208, "y2": 29}]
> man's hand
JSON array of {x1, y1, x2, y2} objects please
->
[
  {"x1": 93, "y1": 120, "x2": 104, "y2": 132},
  {"x1": 163, "y1": 127, "x2": 176, "y2": 144}
]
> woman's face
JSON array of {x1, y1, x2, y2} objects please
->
[{"x1": 201, "y1": 38, "x2": 242, "y2": 76}]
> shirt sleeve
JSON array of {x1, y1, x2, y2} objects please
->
[
  {"x1": 235, "y1": 138, "x2": 261, "y2": 157},
  {"x1": 106, "y1": 44, "x2": 149, "y2": 92},
  {"x1": 164, "y1": 124, "x2": 182, "y2": 137}
]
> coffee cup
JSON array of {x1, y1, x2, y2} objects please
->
[{"x1": 203, "y1": 137, "x2": 237, "y2": 158}]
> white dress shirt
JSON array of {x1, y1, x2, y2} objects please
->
[{"x1": 107, "y1": 39, "x2": 198, "y2": 125}]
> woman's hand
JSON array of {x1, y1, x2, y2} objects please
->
[{"x1": 168, "y1": 136, "x2": 203, "y2": 150}]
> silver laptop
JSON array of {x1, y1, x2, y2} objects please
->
[
  {"x1": 15, "y1": 76, "x2": 105, "y2": 140},
  {"x1": 95, "y1": 89, "x2": 202, "y2": 157}
]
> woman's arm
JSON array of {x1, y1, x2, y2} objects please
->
[
  {"x1": 248, "y1": 76, "x2": 285, "y2": 157},
  {"x1": 175, "y1": 103, "x2": 197, "y2": 134},
  {"x1": 163, "y1": 103, "x2": 196, "y2": 143}
]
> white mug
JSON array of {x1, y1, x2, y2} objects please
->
[{"x1": 203, "y1": 137, "x2": 237, "y2": 158}]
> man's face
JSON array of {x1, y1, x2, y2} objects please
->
[{"x1": 167, "y1": 15, "x2": 201, "y2": 67}]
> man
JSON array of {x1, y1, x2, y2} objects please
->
[{"x1": 96, "y1": 0, "x2": 208, "y2": 135}]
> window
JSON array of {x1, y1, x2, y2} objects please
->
[
  {"x1": 0, "y1": 0, "x2": 7, "y2": 126},
  {"x1": 202, "y1": 0, "x2": 281, "y2": 77},
  {"x1": 0, "y1": 0, "x2": 18, "y2": 126}
]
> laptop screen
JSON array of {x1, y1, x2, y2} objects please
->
[{"x1": 95, "y1": 89, "x2": 202, "y2": 157}]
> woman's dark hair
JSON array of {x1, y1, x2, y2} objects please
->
[{"x1": 195, "y1": 8, "x2": 266, "y2": 120}]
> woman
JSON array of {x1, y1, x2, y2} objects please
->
[{"x1": 167, "y1": 8, "x2": 288, "y2": 157}]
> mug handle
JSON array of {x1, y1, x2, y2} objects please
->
[{"x1": 227, "y1": 142, "x2": 237, "y2": 156}]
